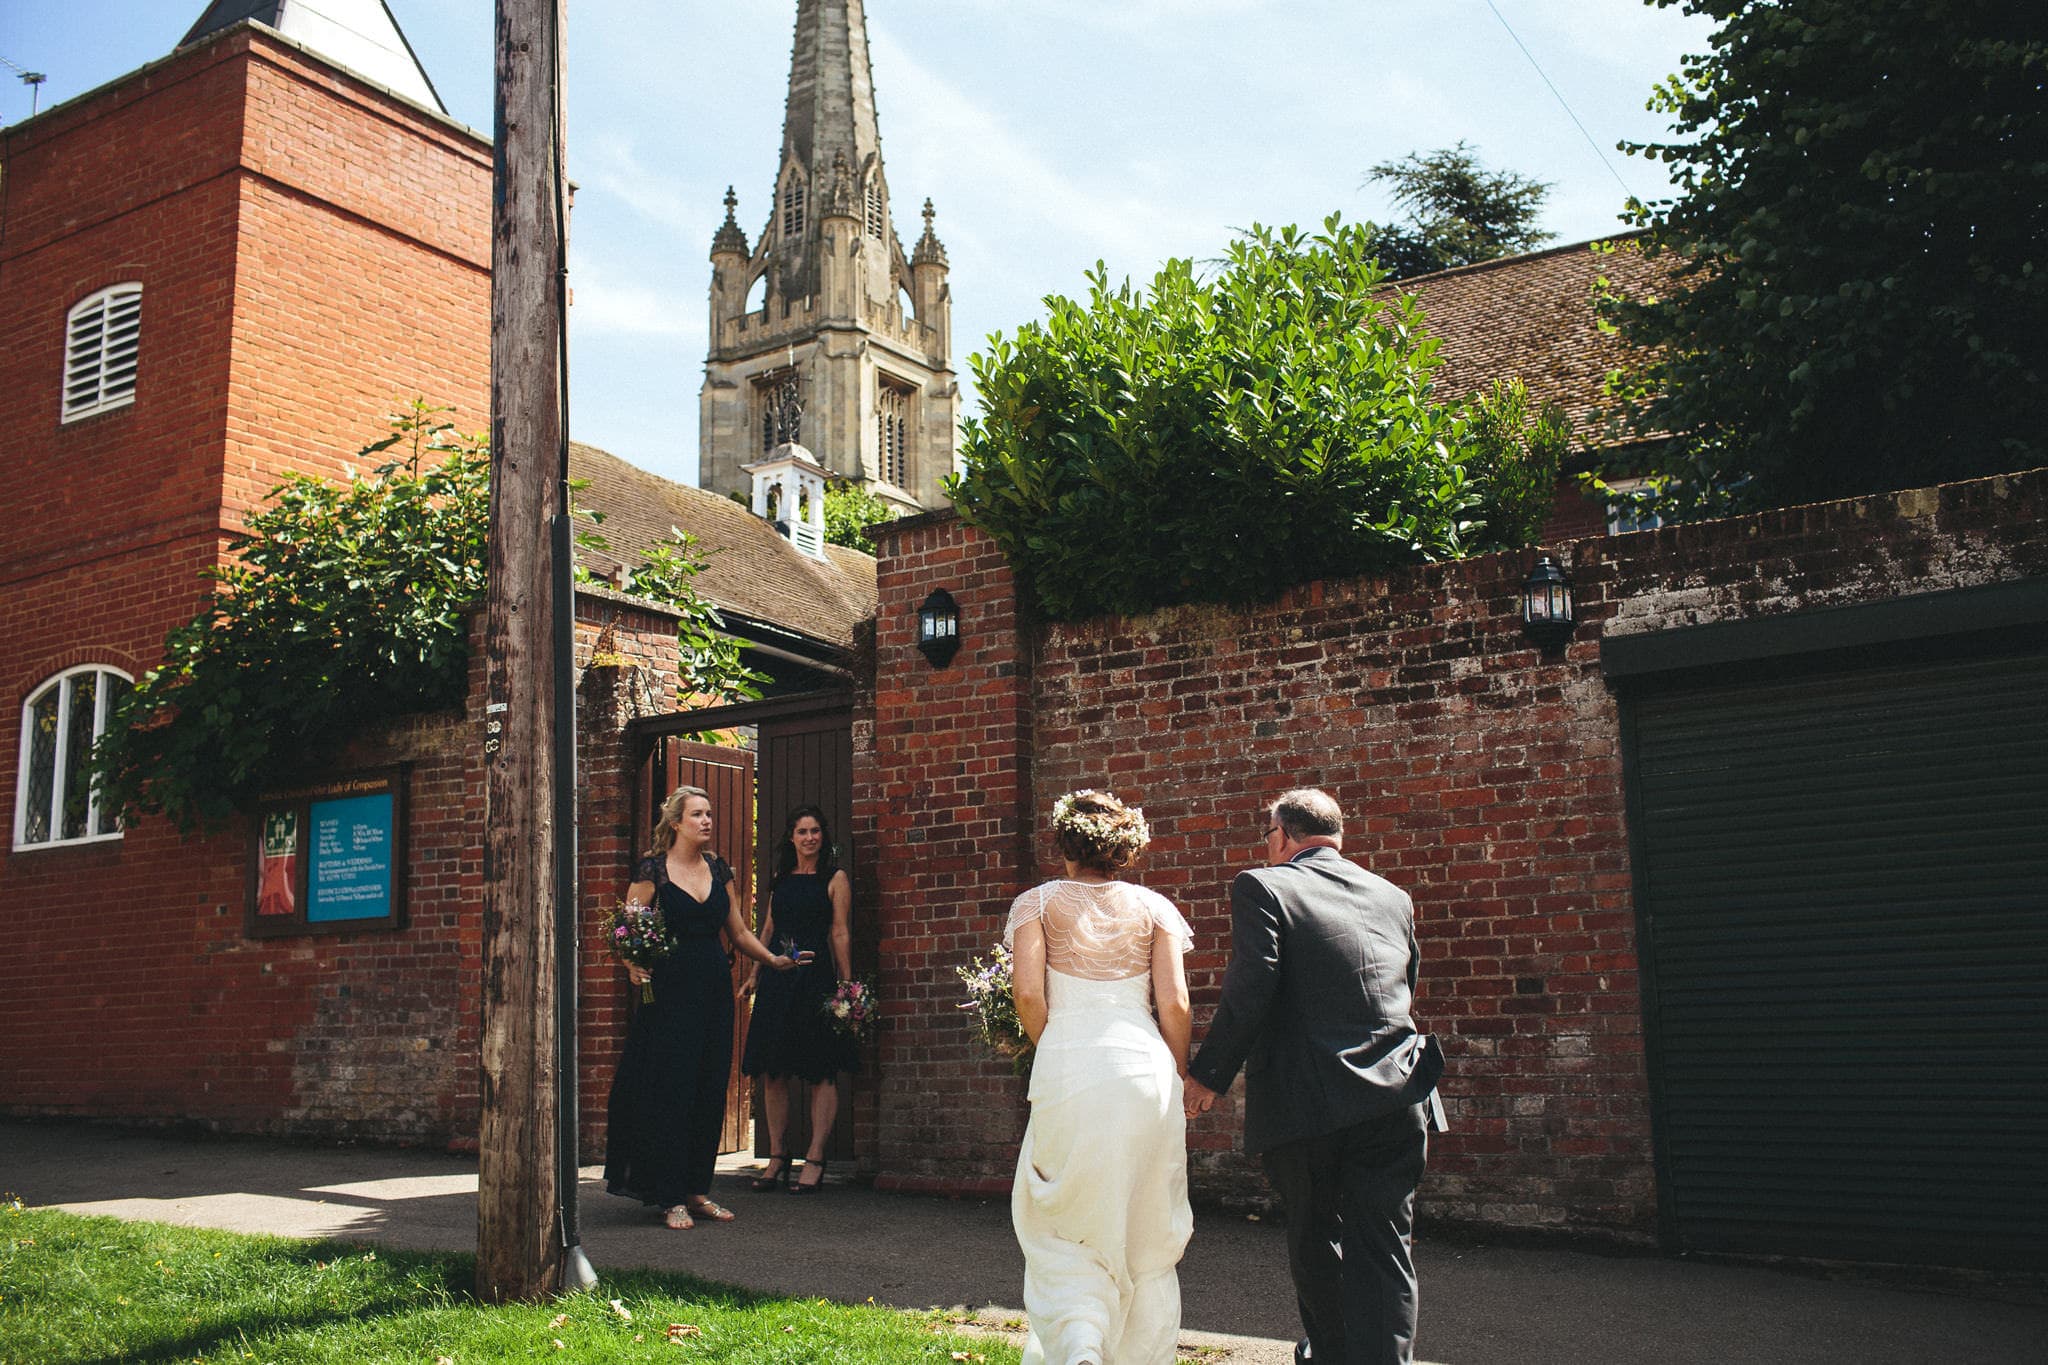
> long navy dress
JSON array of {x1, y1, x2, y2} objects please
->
[
  {"x1": 741, "y1": 871, "x2": 860, "y2": 1081},
  {"x1": 604, "y1": 853, "x2": 734, "y2": 1207}
]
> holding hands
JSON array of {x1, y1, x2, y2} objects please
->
[{"x1": 1182, "y1": 1073, "x2": 1218, "y2": 1119}]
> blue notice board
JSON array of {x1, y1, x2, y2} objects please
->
[{"x1": 307, "y1": 792, "x2": 396, "y2": 922}]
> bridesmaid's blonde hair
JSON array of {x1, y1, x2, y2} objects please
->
[{"x1": 649, "y1": 785, "x2": 711, "y2": 856}]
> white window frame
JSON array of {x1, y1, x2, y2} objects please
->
[
  {"x1": 1604, "y1": 477, "x2": 1666, "y2": 535},
  {"x1": 62, "y1": 283, "x2": 144, "y2": 423},
  {"x1": 13, "y1": 664, "x2": 132, "y2": 851}
]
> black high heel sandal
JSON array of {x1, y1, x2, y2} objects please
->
[
  {"x1": 790, "y1": 1158, "x2": 828, "y2": 1195},
  {"x1": 750, "y1": 1155, "x2": 792, "y2": 1193}
]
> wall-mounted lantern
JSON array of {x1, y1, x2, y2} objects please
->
[
  {"x1": 917, "y1": 588, "x2": 961, "y2": 667},
  {"x1": 1520, "y1": 554, "x2": 1575, "y2": 647}
]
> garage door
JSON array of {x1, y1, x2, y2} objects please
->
[{"x1": 1617, "y1": 628, "x2": 2047, "y2": 1268}]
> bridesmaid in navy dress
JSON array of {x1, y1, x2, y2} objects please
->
[
  {"x1": 605, "y1": 785, "x2": 804, "y2": 1229},
  {"x1": 741, "y1": 805, "x2": 859, "y2": 1193}
]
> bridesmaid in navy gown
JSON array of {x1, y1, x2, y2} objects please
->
[
  {"x1": 741, "y1": 805, "x2": 859, "y2": 1193},
  {"x1": 605, "y1": 785, "x2": 803, "y2": 1229}
]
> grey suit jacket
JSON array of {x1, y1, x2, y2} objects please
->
[{"x1": 1188, "y1": 846, "x2": 1438, "y2": 1154}]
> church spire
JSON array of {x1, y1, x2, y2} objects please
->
[
  {"x1": 698, "y1": 1, "x2": 959, "y2": 513},
  {"x1": 776, "y1": 0, "x2": 884, "y2": 199},
  {"x1": 763, "y1": 0, "x2": 897, "y2": 304}
]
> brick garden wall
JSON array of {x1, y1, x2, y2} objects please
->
[{"x1": 860, "y1": 467, "x2": 2048, "y2": 1239}]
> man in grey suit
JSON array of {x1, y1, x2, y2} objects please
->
[{"x1": 1184, "y1": 788, "x2": 1442, "y2": 1365}]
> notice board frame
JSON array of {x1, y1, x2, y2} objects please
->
[{"x1": 245, "y1": 766, "x2": 409, "y2": 939}]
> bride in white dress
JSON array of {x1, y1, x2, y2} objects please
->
[{"x1": 1007, "y1": 789, "x2": 1194, "y2": 1365}]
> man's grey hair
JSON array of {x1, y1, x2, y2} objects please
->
[{"x1": 1272, "y1": 788, "x2": 1343, "y2": 841}]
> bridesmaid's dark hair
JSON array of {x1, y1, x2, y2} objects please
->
[{"x1": 771, "y1": 804, "x2": 839, "y2": 888}]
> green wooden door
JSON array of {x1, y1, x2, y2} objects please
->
[{"x1": 1623, "y1": 644, "x2": 2048, "y2": 1267}]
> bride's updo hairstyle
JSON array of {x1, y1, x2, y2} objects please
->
[{"x1": 1051, "y1": 789, "x2": 1151, "y2": 874}]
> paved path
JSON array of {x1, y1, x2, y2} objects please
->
[{"x1": 5, "y1": 1121, "x2": 2043, "y2": 1363}]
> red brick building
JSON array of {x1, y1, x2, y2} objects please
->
[{"x1": 0, "y1": 15, "x2": 494, "y2": 1137}]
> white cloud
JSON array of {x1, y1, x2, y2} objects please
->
[{"x1": 568, "y1": 255, "x2": 700, "y2": 340}]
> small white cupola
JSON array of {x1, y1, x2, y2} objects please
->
[{"x1": 745, "y1": 442, "x2": 831, "y2": 559}]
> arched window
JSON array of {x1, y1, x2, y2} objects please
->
[
  {"x1": 781, "y1": 179, "x2": 806, "y2": 239},
  {"x1": 15, "y1": 665, "x2": 133, "y2": 848},
  {"x1": 876, "y1": 376, "x2": 914, "y2": 488},
  {"x1": 62, "y1": 284, "x2": 143, "y2": 422},
  {"x1": 865, "y1": 180, "x2": 885, "y2": 239}
]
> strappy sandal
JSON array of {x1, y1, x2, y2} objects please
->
[
  {"x1": 662, "y1": 1205, "x2": 694, "y2": 1230},
  {"x1": 686, "y1": 1197, "x2": 736, "y2": 1222},
  {"x1": 790, "y1": 1158, "x2": 828, "y2": 1195},
  {"x1": 750, "y1": 1155, "x2": 792, "y2": 1193}
]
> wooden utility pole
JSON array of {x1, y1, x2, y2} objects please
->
[{"x1": 479, "y1": 0, "x2": 569, "y2": 1304}]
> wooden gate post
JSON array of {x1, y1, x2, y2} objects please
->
[{"x1": 478, "y1": 0, "x2": 569, "y2": 1303}]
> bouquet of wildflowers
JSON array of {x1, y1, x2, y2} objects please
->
[
  {"x1": 607, "y1": 901, "x2": 674, "y2": 1004},
  {"x1": 820, "y1": 977, "x2": 880, "y2": 1043},
  {"x1": 957, "y1": 944, "x2": 1033, "y2": 1076}
]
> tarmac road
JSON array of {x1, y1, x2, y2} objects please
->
[{"x1": 5, "y1": 1120, "x2": 2042, "y2": 1363}]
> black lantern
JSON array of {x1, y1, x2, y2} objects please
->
[
  {"x1": 917, "y1": 588, "x2": 961, "y2": 667},
  {"x1": 1520, "y1": 554, "x2": 1575, "y2": 646}
]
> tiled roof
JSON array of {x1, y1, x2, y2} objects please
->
[
  {"x1": 568, "y1": 442, "x2": 876, "y2": 651},
  {"x1": 1390, "y1": 233, "x2": 1676, "y2": 448}
]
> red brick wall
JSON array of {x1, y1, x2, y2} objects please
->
[
  {"x1": 857, "y1": 515, "x2": 1036, "y2": 1195},
  {"x1": 0, "y1": 29, "x2": 493, "y2": 1144},
  {"x1": 222, "y1": 41, "x2": 492, "y2": 513},
  {"x1": 862, "y1": 467, "x2": 2048, "y2": 1238}
]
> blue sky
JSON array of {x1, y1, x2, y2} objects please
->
[{"x1": 2, "y1": 1, "x2": 1713, "y2": 490}]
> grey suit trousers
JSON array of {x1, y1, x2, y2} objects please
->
[{"x1": 1261, "y1": 1100, "x2": 1429, "y2": 1365}]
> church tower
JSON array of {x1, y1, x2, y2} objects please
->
[{"x1": 698, "y1": 0, "x2": 957, "y2": 513}]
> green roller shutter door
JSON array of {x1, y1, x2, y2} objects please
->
[{"x1": 1624, "y1": 645, "x2": 2048, "y2": 1268}]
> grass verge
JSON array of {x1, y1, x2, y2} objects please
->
[{"x1": 0, "y1": 1202, "x2": 1017, "y2": 1364}]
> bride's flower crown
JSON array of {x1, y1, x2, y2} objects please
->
[{"x1": 1051, "y1": 790, "x2": 1150, "y2": 856}]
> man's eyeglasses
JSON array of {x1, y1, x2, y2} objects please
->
[{"x1": 1262, "y1": 824, "x2": 1281, "y2": 840}]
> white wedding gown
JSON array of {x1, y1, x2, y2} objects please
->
[{"x1": 1007, "y1": 880, "x2": 1194, "y2": 1365}]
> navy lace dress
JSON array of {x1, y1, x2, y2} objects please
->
[
  {"x1": 604, "y1": 853, "x2": 735, "y2": 1207},
  {"x1": 741, "y1": 871, "x2": 860, "y2": 1082}
]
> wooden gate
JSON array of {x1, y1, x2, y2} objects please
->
[
  {"x1": 643, "y1": 736, "x2": 756, "y2": 1154},
  {"x1": 751, "y1": 701, "x2": 857, "y2": 1164}
]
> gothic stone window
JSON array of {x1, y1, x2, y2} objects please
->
[
  {"x1": 865, "y1": 180, "x2": 885, "y2": 239},
  {"x1": 63, "y1": 283, "x2": 142, "y2": 422},
  {"x1": 876, "y1": 375, "x2": 914, "y2": 488},
  {"x1": 15, "y1": 665, "x2": 132, "y2": 848},
  {"x1": 781, "y1": 179, "x2": 806, "y2": 239},
  {"x1": 756, "y1": 368, "x2": 801, "y2": 453}
]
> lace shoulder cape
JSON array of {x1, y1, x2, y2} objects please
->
[{"x1": 1003, "y1": 879, "x2": 1193, "y2": 981}]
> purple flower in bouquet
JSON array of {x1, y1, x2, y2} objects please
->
[
  {"x1": 820, "y1": 977, "x2": 880, "y2": 1043},
  {"x1": 607, "y1": 901, "x2": 674, "y2": 1004},
  {"x1": 956, "y1": 944, "x2": 1032, "y2": 1077}
]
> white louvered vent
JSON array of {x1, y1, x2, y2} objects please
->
[{"x1": 62, "y1": 284, "x2": 143, "y2": 423}]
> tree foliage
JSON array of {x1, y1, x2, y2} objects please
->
[
  {"x1": 822, "y1": 481, "x2": 899, "y2": 554},
  {"x1": 93, "y1": 404, "x2": 489, "y2": 830},
  {"x1": 1363, "y1": 142, "x2": 1556, "y2": 280},
  {"x1": 950, "y1": 219, "x2": 1566, "y2": 620},
  {"x1": 1465, "y1": 379, "x2": 1571, "y2": 551},
  {"x1": 95, "y1": 403, "x2": 758, "y2": 831},
  {"x1": 1602, "y1": 0, "x2": 2048, "y2": 517}
]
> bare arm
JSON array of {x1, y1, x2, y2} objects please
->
[
  {"x1": 1152, "y1": 925, "x2": 1191, "y2": 1075},
  {"x1": 725, "y1": 901, "x2": 800, "y2": 971},
  {"x1": 826, "y1": 870, "x2": 854, "y2": 979},
  {"x1": 622, "y1": 878, "x2": 657, "y2": 986},
  {"x1": 1012, "y1": 917, "x2": 1049, "y2": 1045}
]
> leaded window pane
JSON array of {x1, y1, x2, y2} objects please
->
[
  {"x1": 61, "y1": 673, "x2": 100, "y2": 840},
  {"x1": 94, "y1": 676, "x2": 131, "y2": 836},
  {"x1": 23, "y1": 685, "x2": 58, "y2": 844}
]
